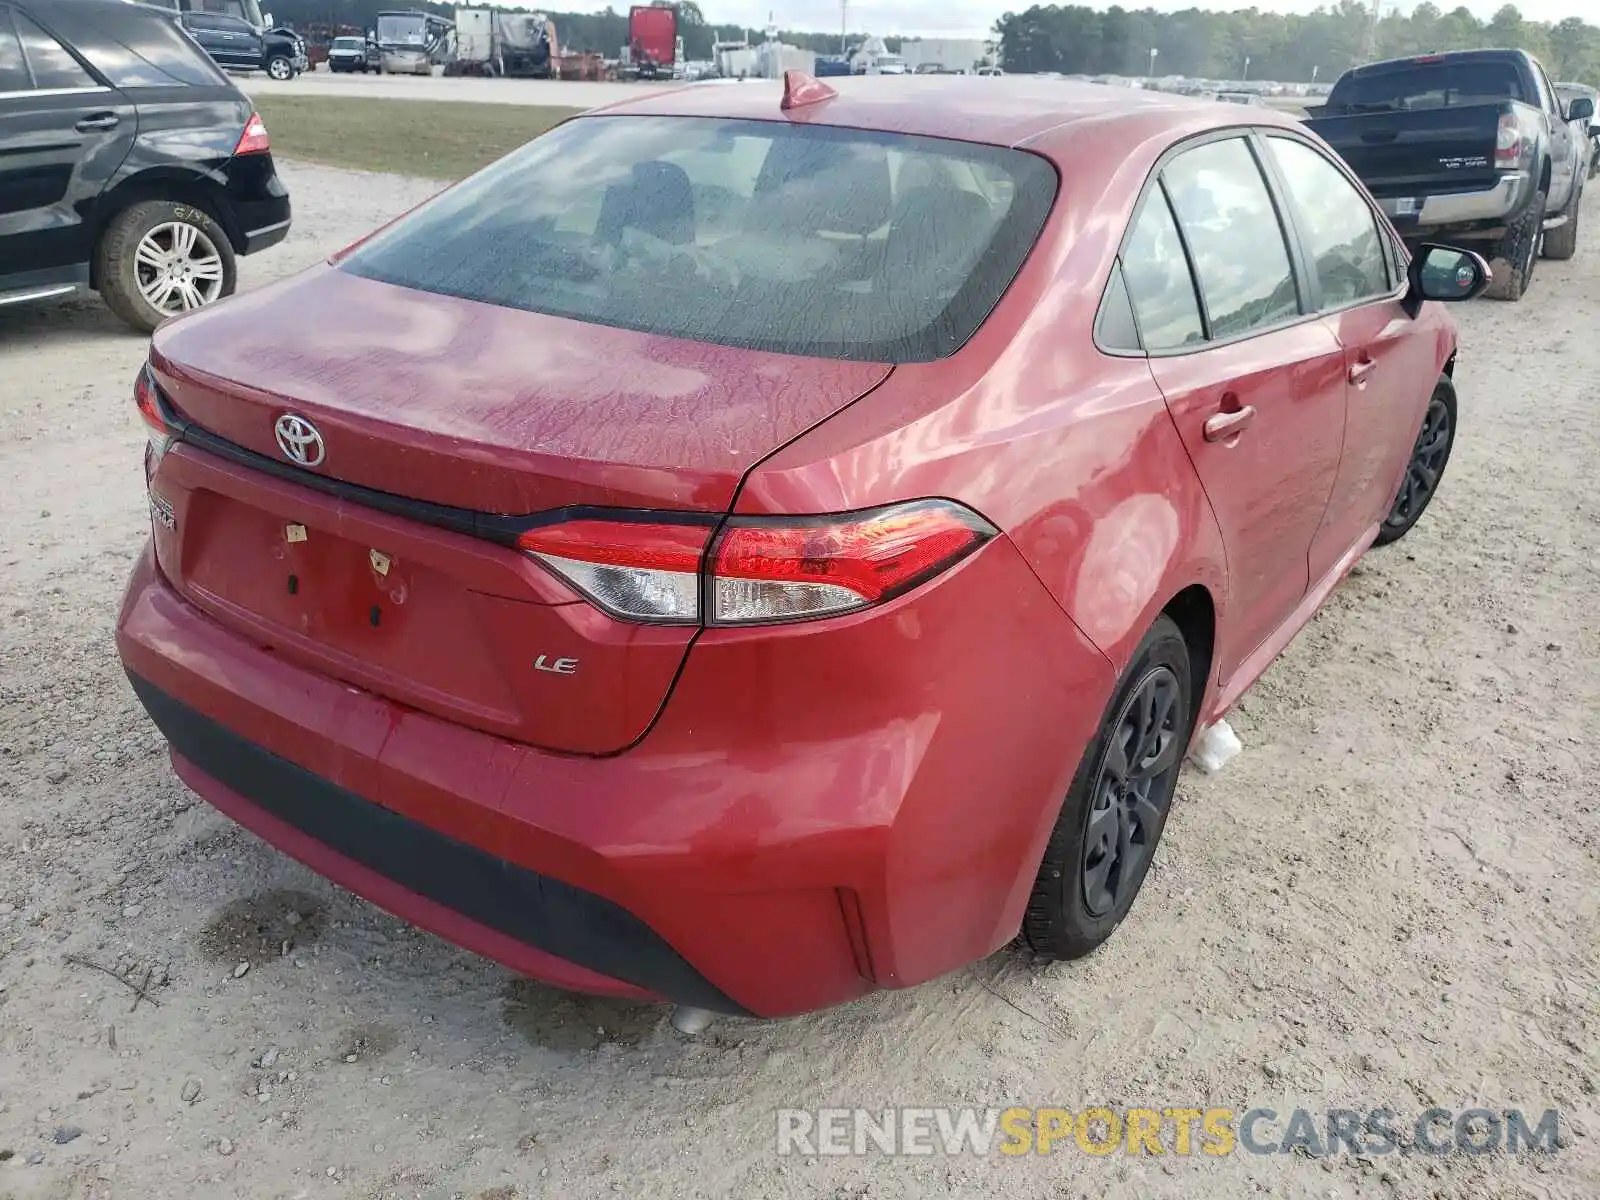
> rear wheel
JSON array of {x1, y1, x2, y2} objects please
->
[
  {"x1": 1375, "y1": 377, "x2": 1456, "y2": 546},
  {"x1": 1542, "y1": 180, "x2": 1582, "y2": 261},
  {"x1": 1023, "y1": 616, "x2": 1192, "y2": 960},
  {"x1": 96, "y1": 200, "x2": 236, "y2": 333},
  {"x1": 1483, "y1": 191, "x2": 1544, "y2": 301}
]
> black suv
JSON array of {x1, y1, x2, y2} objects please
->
[
  {"x1": 0, "y1": 0, "x2": 291, "y2": 331},
  {"x1": 180, "y1": 11, "x2": 305, "y2": 81}
]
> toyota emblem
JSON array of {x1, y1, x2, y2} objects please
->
[{"x1": 274, "y1": 414, "x2": 325, "y2": 467}]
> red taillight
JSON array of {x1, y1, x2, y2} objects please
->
[
  {"x1": 135, "y1": 366, "x2": 173, "y2": 484},
  {"x1": 235, "y1": 112, "x2": 271, "y2": 156},
  {"x1": 710, "y1": 502, "x2": 994, "y2": 624},
  {"x1": 517, "y1": 519, "x2": 711, "y2": 624},
  {"x1": 516, "y1": 501, "x2": 995, "y2": 627},
  {"x1": 134, "y1": 366, "x2": 167, "y2": 434},
  {"x1": 1495, "y1": 111, "x2": 1524, "y2": 170}
]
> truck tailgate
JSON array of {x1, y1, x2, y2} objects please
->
[{"x1": 1309, "y1": 104, "x2": 1507, "y2": 199}]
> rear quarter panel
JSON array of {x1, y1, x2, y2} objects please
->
[{"x1": 736, "y1": 112, "x2": 1232, "y2": 689}]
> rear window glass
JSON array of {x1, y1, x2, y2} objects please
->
[
  {"x1": 70, "y1": 7, "x2": 228, "y2": 88},
  {"x1": 332, "y1": 37, "x2": 364, "y2": 48},
  {"x1": 15, "y1": 12, "x2": 95, "y2": 89},
  {"x1": 1327, "y1": 61, "x2": 1528, "y2": 112},
  {"x1": 0, "y1": 11, "x2": 27, "y2": 91},
  {"x1": 340, "y1": 115, "x2": 1058, "y2": 363}
]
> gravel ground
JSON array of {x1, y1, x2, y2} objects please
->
[{"x1": 0, "y1": 160, "x2": 1596, "y2": 1200}]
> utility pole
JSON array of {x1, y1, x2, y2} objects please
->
[
  {"x1": 1360, "y1": 0, "x2": 1381, "y2": 62},
  {"x1": 841, "y1": 0, "x2": 847, "y2": 57}
]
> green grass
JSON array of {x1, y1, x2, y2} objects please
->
[{"x1": 250, "y1": 97, "x2": 583, "y2": 181}]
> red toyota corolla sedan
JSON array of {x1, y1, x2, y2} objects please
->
[{"x1": 117, "y1": 76, "x2": 1484, "y2": 1018}]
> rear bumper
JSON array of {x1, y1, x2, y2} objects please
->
[
  {"x1": 241, "y1": 216, "x2": 291, "y2": 255},
  {"x1": 1380, "y1": 171, "x2": 1531, "y2": 235},
  {"x1": 130, "y1": 674, "x2": 742, "y2": 1011},
  {"x1": 221, "y1": 152, "x2": 291, "y2": 256},
  {"x1": 116, "y1": 536, "x2": 1111, "y2": 1016}
]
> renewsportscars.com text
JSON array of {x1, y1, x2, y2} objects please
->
[{"x1": 775, "y1": 1106, "x2": 1564, "y2": 1158}]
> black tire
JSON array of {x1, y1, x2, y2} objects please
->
[
  {"x1": 1023, "y1": 615, "x2": 1192, "y2": 960},
  {"x1": 1542, "y1": 179, "x2": 1582, "y2": 261},
  {"x1": 1374, "y1": 376, "x2": 1456, "y2": 547},
  {"x1": 96, "y1": 199, "x2": 237, "y2": 334},
  {"x1": 265, "y1": 54, "x2": 294, "y2": 81},
  {"x1": 1482, "y1": 190, "x2": 1544, "y2": 301}
]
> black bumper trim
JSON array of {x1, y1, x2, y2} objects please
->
[
  {"x1": 127, "y1": 673, "x2": 748, "y2": 1015},
  {"x1": 242, "y1": 218, "x2": 292, "y2": 255}
]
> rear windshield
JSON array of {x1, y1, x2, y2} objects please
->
[
  {"x1": 333, "y1": 37, "x2": 365, "y2": 48},
  {"x1": 1326, "y1": 61, "x2": 1529, "y2": 113},
  {"x1": 339, "y1": 115, "x2": 1058, "y2": 363}
]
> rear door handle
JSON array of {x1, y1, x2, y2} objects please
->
[
  {"x1": 1348, "y1": 360, "x2": 1377, "y2": 386},
  {"x1": 74, "y1": 113, "x2": 119, "y2": 132},
  {"x1": 1203, "y1": 405, "x2": 1256, "y2": 442}
]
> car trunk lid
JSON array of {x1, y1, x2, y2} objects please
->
[{"x1": 145, "y1": 267, "x2": 892, "y2": 753}]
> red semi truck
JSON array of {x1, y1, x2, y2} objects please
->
[{"x1": 627, "y1": 4, "x2": 677, "y2": 80}]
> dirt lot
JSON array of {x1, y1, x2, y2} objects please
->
[
  {"x1": 0, "y1": 160, "x2": 1597, "y2": 1200},
  {"x1": 238, "y1": 69, "x2": 684, "y2": 108}
]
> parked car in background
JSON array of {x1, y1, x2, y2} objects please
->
[
  {"x1": 120, "y1": 77, "x2": 1483, "y2": 1019},
  {"x1": 0, "y1": 0, "x2": 290, "y2": 331},
  {"x1": 1215, "y1": 91, "x2": 1266, "y2": 106},
  {"x1": 1307, "y1": 49, "x2": 1590, "y2": 302},
  {"x1": 1555, "y1": 81, "x2": 1600, "y2": 178},
  {"x1": 180, "y1": 11, "x2": 305, "y2": 79},
  {"x1": 325, "y1": 34, "x2": 378, "y2": 73}
]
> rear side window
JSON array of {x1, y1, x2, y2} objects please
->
[
  {"x1": 1120, "y1": 188, "x2": 1204, "y2": 351},
  {"x1": 1164, "y1": 138, "x2": 1300, "y2": 340},
  {"x1": 1265, "y1": 137, "x2": 1391, "y2": 307},
  {"x1": 0, "y1": 10, "x2": 27, "y2": 91},
  {"x1": 340, "y1": 115, "x2": 1059, "y2": 363},
  {"x1": 15, "y1": 11, "x2": 95, "y2": 89},
  {"x1": 1327, "y1": 61, "x2": 1528, "y2": 112},
  {"x1": 69, "y1": 7, "x2": 228, "y2": 88}
]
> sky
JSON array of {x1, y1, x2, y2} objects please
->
[{"x1": 708, "y1": 1, "x2": 1596, "y2": 39}]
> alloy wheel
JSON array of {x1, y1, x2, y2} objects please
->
[
  {"x1": 1386, "y1": 396, "x2": 1451, "y2": 531},
  {"x1": 1081, "y1": 665, "x2": 1184, "y2": 918},
  {"x1": 268, "y1": 57, "x2": 293, "y2": 79},
  {"x1": 134, "y1": 222, "x2": 225, "y2": 316}
]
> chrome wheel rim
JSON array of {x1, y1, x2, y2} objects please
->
[
  {"x1": 134, "y1": 221, "x2": 224, "y2": 315},
  {"x1": 268, "y1": 57, "x2": 292, "y2": 79}
]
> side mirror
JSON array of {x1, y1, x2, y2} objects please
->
[
  {"x1": 1567, "y1": 96, "x2": 1595, "y2": 123},
  {"x1": 1405, "y1": 243, "x2": 1490, "y2": 315}
]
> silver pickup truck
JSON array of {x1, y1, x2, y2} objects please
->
[{"x1": 1307, "y1": 50, "x2": 1593, "y2": 302}]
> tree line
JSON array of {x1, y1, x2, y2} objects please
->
[{"x1": 995, "y1": 2, "x2": 1600, "y2": 84}]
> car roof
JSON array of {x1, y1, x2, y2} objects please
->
[{"x1": 588, "y1": 76, "x2": 1302, "y2": 149}]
